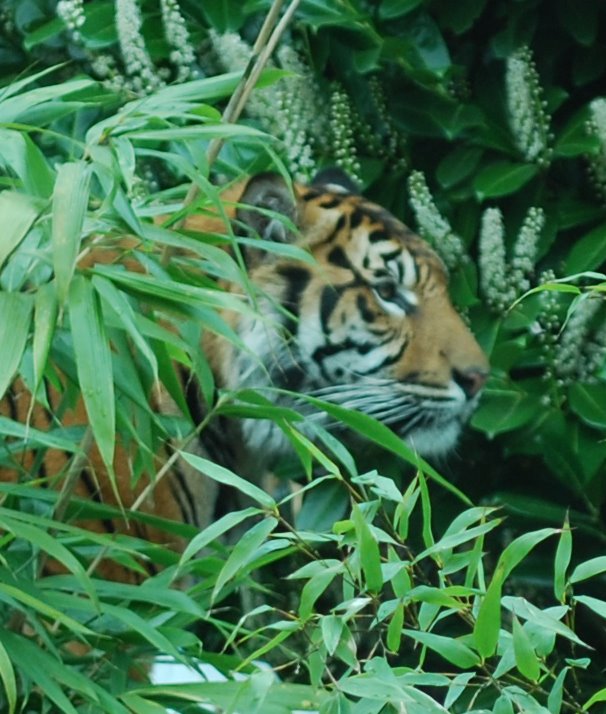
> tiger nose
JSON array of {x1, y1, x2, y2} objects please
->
[{"x1": 453, "y1": 367, "x2": 489, "y2": 399}]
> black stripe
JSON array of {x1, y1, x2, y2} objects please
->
[
  {"x1": 369, "y1": 229, "x2": 388, "y2": 243},
  {"x1": 356, "y1": 294, "x2": 376, "y2": 323},
  {"x1": 5, "y1": 388, "x2": 17, "y2": 421},
  {"x1": 319, "y1": 197, "x2": 343, "y2": 209},
  {"x1": 277, "y1": 265, "x2": 311, "y2": 335},
  {"x1": 170, "y1": 463, "x2": 198, "y2": 526},
  {"x1": 359, "y1": 340, "x2": 409, "y2": 375},
  {"x1": 274, "y1": 364, "x2": 305, "y2": 391},
  {"x1": 349, "y1": 209, "x2": 364, "y2": 228},
  {"x1": 80, "y1": 468, "x2": 116, "y2": 533},
  {"x1": 320, "y1": 285, "x2": 340, "y2": 332},
  {"x1": 380, "y1": 249, "x2": 402, "y2": 263},
  {"x1": 178, "y1": 365, "x2": 206, "y2": 425},
  {"x1": 328, "y1": 246, "x2": 351, "y2": 269},
  {"x1": 301, "y1": 188, "x2": 321, "y2": 201}
]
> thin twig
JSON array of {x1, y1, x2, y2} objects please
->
[
  {"x1": 161, "y1": 0, "x2": 301, "y2": 268},
  {"x1": 84, "y1": 408, "x2": 215, "y2": 579}
]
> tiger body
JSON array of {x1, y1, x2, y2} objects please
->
[{"x1": 0, "y1": 170, "x2": 488, "y2": 577}]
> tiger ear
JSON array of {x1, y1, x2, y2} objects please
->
[{"x1": 236, "y1": 172, "x2": 298, "y2": 244}]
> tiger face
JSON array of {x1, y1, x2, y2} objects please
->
[{"x1": 205, "y1": 171, "x2": 489, "y2": 460}]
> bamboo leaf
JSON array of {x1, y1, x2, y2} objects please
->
[
  {"x1": 299, "y1": 570, "x2": 338, "y2": 621},
  {"x1": 0, "y1": 78, "x2": 94, "y2": 123},
  {"x1": 512, "y1": 616, "x2": 541, "y2": 682},
  {"x1": 387, "y1": 601, "x2": 405, "y2": 652},
  {"x1": 554, "y1": 516, "x2": 572, "y2": 603},
  {"x1": 212, "y1": 517, "x2": 278, "y2": 602},
  {"x1": 321, "y1": 614, "x2": 343, "y2": 656},
  {"x1": 474, "y1": 570, "x2": 503, "y2": 659},
  {"x1": 0, "y1": 191, "x2": 40, "y2": 270},
  {"x1": 570, "y1": 556, "x2": 606, "y2": 584},
  {"x1": 122, "y1": 124, "x2": 267, "y2": 141},
  {"x1": 0, "y1": 582, "x2": 93, "y2": 635},
  {"x1": 1, "y1": 628, "x2": 101, "y2": 712},
  {"x1": 303, "y1": 395, "x2": 472, "y2": 505},
  {"x1": 52, "y1": 161, "x2": 92, "y2": 304},
  {"x1": 498, "y1": 528, "x2": 560, "y2": 579},
  {"x1": 100, "y1": 602, "x2": 183, "y2": 659},
  {"x1": 575, "y1": 594, "x2": 606, "y2": 619},
  {"x1": 0, "y1": 129, "x2": 55, "y2": 197},
  {"x1": 583, "y1": 687, "x2": 606, "y2": 710},
  {"x1": 91, "y1": 264, "x2": 251, "y2": 314},
  {"x1": 0, "y1": 292, "x2": 33, "y2": 399},
  {"x1": 0, "y1": 415, "x2": 81, "y2": 452},
  {"x1": 93, "y1": 275, "x2": 158, "y2": 383},
  {"x1": 352, "y1": 503, "x2": 383, "y2": 593},
  {"x1": 32, "y1": 282, "x2": 58, "y2": 391},
  {"x1": 180, "y1": 451, "x2": 276, "y2": 508},
  {"x1": 402, "y1": 629, "x2": 480, "y2": 668},
  {"x1": 548, "y1": 667, "x2": 568, "y2": 714},
  {"x1": 1, "y1": 629, "x2": 80, "y2": 714},
  {"x1": 179, "y1": 506, "x2": 261, "y2": 565},
  {"x1": 0, "y1": 636, "x2": 16, "y2": 714},
  {"x1": 0, "y1": 512, "x2": 96, "y2": 605},
  {"x1": 69, "y1": 274, "x2": 115, "y2": 470}
]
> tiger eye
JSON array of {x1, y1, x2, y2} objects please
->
[{"x1": 376, "y1": 282, "x2": 398, "y2": 301}]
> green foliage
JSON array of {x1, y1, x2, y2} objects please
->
[{"x1": 1, "y1": 0, "x2": 606, "y2": 711}]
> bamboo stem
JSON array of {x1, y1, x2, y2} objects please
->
[{"x1": 170, "y1": 0, "x2": 301, "y2": 226}]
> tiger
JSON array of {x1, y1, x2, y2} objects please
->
[{"x1": 0, "y1": 169, "x2": 488, "y2": 580}]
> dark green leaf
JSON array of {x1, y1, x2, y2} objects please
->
[
  {"x1": 566, "y1": 223, "x2": 606, "y2": 273},
  {"x1": 474, "y1": 162, "x2": 538, "y2": 200},
  {"x1": 568, "y1": 383, "x2": 606, "y2": 429},
  {"x1": 379, "y1": 0, "x2": 424, "y2": 20},
  {"x1": 471, "y1": 388, "x2": 542, "y2": 437},
  {"x1": 436, "y1": 146, "x2": 483, "y2": 189}
]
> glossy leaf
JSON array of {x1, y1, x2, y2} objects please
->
[
  {"x1": 474, "y1": 162, "x2": 538, "y2": 199},
  {"x1": 570, "y1": 556, "x2": 606, "y2": 584},
  {"x1": 386, "y1": 601, "x2": 404, "y2": 652},
  {"x1": 474, "y1": 574, "x2": 503, "y2": 659},
  {"x1": 512, "y1": 616, "x2": 541, "y2": 682},
  {"x1": 402, "y1": 629, "x2": 480, "y2": 668},
  {"x1": 321, "y1": 614, "x2": 343, "y2": 656},
  {"x1": 212, "y1": 517, "x2": 278, "y2": 602},
  {"x1": 568, "y1": 383, "x2": 606, "y2": 430}
]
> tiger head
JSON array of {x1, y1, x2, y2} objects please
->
[{"x1": 205, "y1": 171, "x2": 489, "y2": 460}]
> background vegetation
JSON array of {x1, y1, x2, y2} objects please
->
[{"x1": 1, "y1": 0, "x2": 606, "y2": 711}]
